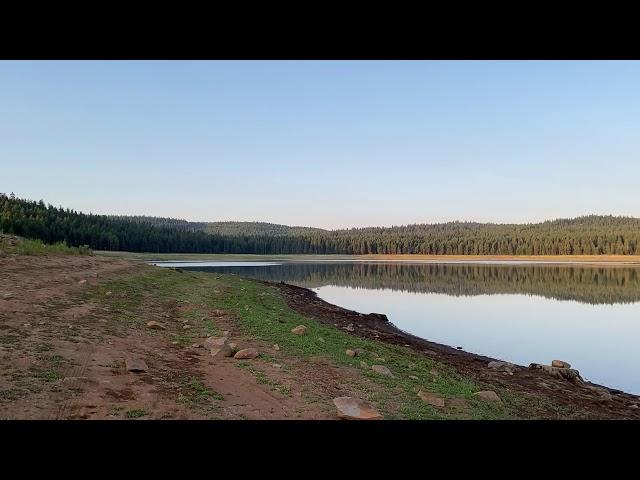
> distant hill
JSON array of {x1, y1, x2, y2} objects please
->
[{"x1": 1, "y1": 193, "x2": 639, "y2": 255}]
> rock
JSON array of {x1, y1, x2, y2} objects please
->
[
  {"x1": 171, "y1": 341, "x2": 179, "y2": 345},
  {"x1": 273, "y1": 344, "x2": 280, "y2": 351},
  {"x1": 345, "y1": 324, "x2": 355, "y2": 332},
  {"x1": 333, "y1": 397, "x2": 382, "y2": 420},
  {"x1": 369, "y1": 313, "x2": 388, "y2": 321},
  {"x1": 228, "y1": 342, "x2": 239, "y2": 353},
  {"x1": 211, "y1": 344, "x2": 234, "y2": 358},
  {"x1": 474, "y1": 390, "x2": 502, "y2": 403},
  {"x1": 371, "y1": 365, "x2": 394, "y2": 377},
  {"x1": 291, "y1": 325, "x2": 307, "y2": 335},
  {"x1": 360, "y1": 361, "x2": 369, "y2": 368},
  {"x1": 234, "y1": 348, "x2": 259, "y2": 359},
  {"x1": 23, "y1": 323, "x2": 31, "y2": 327},
  {"x1": 487, "y1": 361, "x2": 517, "y2": 374},
  {"x1": 456, "y1": 346, "x2": 463, "y2": 350},
  {"x1": 191, "y1": 343, "x2": 200, "y2": 348},
  {"x1": 125, "y1": 358, "x2": 148, "y2": 373},
  {"x1": 552, "y1": 360, "x2": 571, "y2": 369},
  {"x1": 418, "y1": 390, "x2": 445, "y2": 407},
  {"x1": 204, "y1": 337, "x2": 228, "y2": 349},
  {"x1": 38, "y1": 321, "x2": 45, "y2": 325},
  {"x1": 78, "y1": 280, "x2": 87, "y2": 285},
  {"x1": 181, "y1": 319, "x2": 189, "y2": 324},
  {"x1": 346, "y1": 349, "x2": 356, "y2": 357},
  {"x1": 105, "y1": 291, "x2": 113, "y2": 296},
  {"x1": 146, "y1": 321, "x2": 166, "y2": 330},
  {"x1": 409, "y1": 375, "x2": 419, "y2": 380},
  {"x1": 630, "y1": 404, "x2": 639, "y2": 409},
  {"x1": 211, "y1": 310, "x2": 226, "y2": 317},
  {"x1": 586, "y1": 386, "x2": 613, "y2": 401},
  {"x1": 182, "y1": 325, "x2": 191, "y2": 330},
  {"x1": 272, "y1": 363, "x2": 282, "y2": 369},
  {"x1": 529, "y1": 363, "x2": 584, "y2": 385},
  {"x1": 2, "y1": 293, "x2": 14, "y2": 300}
]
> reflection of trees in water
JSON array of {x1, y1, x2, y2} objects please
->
[{"x1": 184, "y1": 263, "x2": 640, "y2": 305}]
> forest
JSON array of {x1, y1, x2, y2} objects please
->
[{"x1": 2, "y1": 193, "x2": 639, "y2": 255}]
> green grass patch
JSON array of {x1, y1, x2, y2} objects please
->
[
  {"x1": 125, "y1": 408, "x2": 148, "y2": 418},
  {"x1": 0, "y1": 235, "x2": 92, "y2": 256}
]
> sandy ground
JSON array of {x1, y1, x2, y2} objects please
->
[{"x1": 0, "y1": 255, "x2": 381, "y2": 420}]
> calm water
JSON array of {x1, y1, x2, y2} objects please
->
[{"x1": 153, "y1": 260, "x2": 640, "y2": 394}]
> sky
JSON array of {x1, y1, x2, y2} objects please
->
[{"x1": 2, "y1": 60, "x2": 640, "y2": 229}]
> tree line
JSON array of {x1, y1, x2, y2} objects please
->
[{"x1": 1, "y1": 193, "x2": 639, "y2": 255}]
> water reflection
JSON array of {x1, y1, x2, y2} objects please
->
[{"x1": 181, "y1": 262, "x2": 640, "y2": 305}]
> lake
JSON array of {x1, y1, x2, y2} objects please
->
[{"x1": 152, "y1": 260, "x2": 640, "y2": 394}]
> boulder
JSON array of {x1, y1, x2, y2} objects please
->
[
  {"x1": 474, "y1": 390, "x2": 502, "y2": 403},
  {"x1": 333, "y1": 396, "x2": 382, "y2": 420},
  {"x1": 371, "y1": 365, "x2": 394, "y2": 378},
  {"x1": 529, "y1": 363, "x2": 584, "y2": 385},
  {"x1": 211, "y1": 344, "x2": 234, "y2": 358},
  {"x1": 234, "y1": 348, "x2": 259, "y2": 360},
  {"x1": 204, "y1": 337, "x2": 228, "y2": 349},
  {"x1": 125, "y1": 358, "x2": 148, "y2": 373},
  {"x1": 418, "y1": 390, "x2": 445, "y2": 407},
  {"x1": 487, "y1": 361, "x2": 517, "y2": 374},
  {"x1": 291, "y1": 325, "x2": 306, "y2": 335},
  {"x1": 146, "y1": 321, "x2": 166, "y2": 330},
  {"x1": 552, "y1": 360, "x2": 571, "y2": 369}
]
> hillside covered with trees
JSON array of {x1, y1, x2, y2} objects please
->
[{"x1": 1, "y1": 193, "x2": 639, "y2": 255}]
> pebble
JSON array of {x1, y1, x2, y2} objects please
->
[
  {"x1": 182, "y1": 325, "x2": 191, "y2": 330},
  {"x1": 273, "y1": 344, "x2": 280, "y2": 351},
  {"x1": 418, "y1": 390, "x2": 445, "y2": 407},
  {"x1": 371, "y1": 365, "x2": 394, "y2": 377},
  {"x1": 125, "y1": 358, "x2": 148, "y2": 373},
  {"x1": 409, "y1": 375, "x2": 419, "y2": 380},
  {"x1": 291, "y1": 325, "x2": 307, "y2": 335},
  {"x1": 346, "y1": 349, "x2": 356, "y2": 357},
  {"x1": 474, "y1": 390, "x2": 502, "y2": 403},
  {"x1": 333, "y1": 396, "x2": 382, "y2": 420},
  {"x1": 146, "y1": 321, "x2": 167, "y2": 330},
  {"x1": 78, "y1": 280, "x2": 87, "y2": 285}
]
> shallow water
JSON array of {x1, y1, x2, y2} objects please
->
[{"x1": 153, "y1": 260, "x2": 640, "y2": 394}]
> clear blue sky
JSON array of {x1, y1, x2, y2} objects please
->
[{"x1": 2, "y1": 61, "x2": 639, "y2": 229}]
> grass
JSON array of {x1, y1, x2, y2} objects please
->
[
  {"x1": 0, "y1": 235, "x2": 92, "y2": 256},
  {"x1": 80, "y1": 264, "x2": 576, "y2": 420},
  {"x1": 125, "y1": 408, "x2": 148, "y2": 418}
]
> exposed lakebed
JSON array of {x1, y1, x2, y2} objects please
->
[{"x1": 152, "y1": 260, "x2": 640, "y2": 394}]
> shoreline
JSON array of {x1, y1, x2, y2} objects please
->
[
  {"x1": 97, "y1": 251, "x2": 640, "y2": 266},
  {"x1": 266, "y1": 279, "x2": 640, "y2": 415}
]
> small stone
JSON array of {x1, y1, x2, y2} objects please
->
[
  {"x1": 171, "y1": 341, "x2": 179, "y2": 345},
  {"x1": 191, "y1": 343, "x2": 200, "y2": 348},
  {"x1": 38, "y1": 321, "x2": 46, "y2": 325},
  {"x1": 2, "y1": 293, "x2": 14, "y2": 300},
  {"x1": 371, "y1": 365, "x2": 394, "y2": 377},
  {"x1": 273, "y1": 344, "x2": 280, "y2": 351},
  {"x1": 146, "y1": 321, "x2": 166, "y2": 330},
  {"x1": 418, "y1": 390, "x2": 445, "y2": 407},
  {"x1": 125, "y1": 358, "x2": 148, "y2": 373},
  {"x1": 552, "y1": 360, "x2": 571, "y2": 369},
  {"x1": 182, "y1": 325, "x2": 191, "y2": 330},
  {"x1": 317, "y1": 337, "x2": 325, "y2": 343},
  {"x1": 272, "y1": 363, "x2": 282, "y2": 369},
  {"x1": 105, "y1": 291, "x2": 112, "y2": 296},
  {"x1": 211, "y1": 309, "x2": 225, "y2": 317},
  {"x1": 474, "y1": 390, "x2": 502, "y2": 403},
  {"x1": 345, "y1": 324, "x2": 355, "y2": 332},
  {"x1": 78, "y1": 280, "x2": 87, "y2": 285},
  {"x1": 211, "y1": 344, "x2": 234, "y2": 358},
  {"x1": 234, "y1": 348, "x2": 259, "y2": 359},
  {"x1": 409, "y1": 375, "x2": 419, "y2": 380},
  {"x1": 346, "y1": 349, "x2": 356, "y2": 357},
  {"x1": 630, "y1": 404, "x2": 638, "y2": 409},
  {"x1": 360, "y1": 361, "x2": 369, "y2": 368},
  {"x1": 181, "y1": 319, "x2": 189, "y2": 324},
  {"x1": 333, "y1": 396, "x2": 382, "y2": 420},
  {"x1": 291, "y1": 325, "x2": 307, "y2": 335},
  {"x1": 456, "y1": 346, "x2": 463, "y2": 350},
  {"x1": 204, "y1": 337, "x2": 228, "y2": 349},
  {"x1": 23, "y1": 323, "x2": 31, "y2": 327}
]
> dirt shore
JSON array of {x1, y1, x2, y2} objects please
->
[
  {"x1": 2, "y1": 253, "x2": 639, "y2": 420},
  {"x1": 271, "y1": 281, "x2": 640, "y2": 419}
]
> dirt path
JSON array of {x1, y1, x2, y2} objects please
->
[{"x1": 0, "y1": 255, "x2": 368, "y2": 419}]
